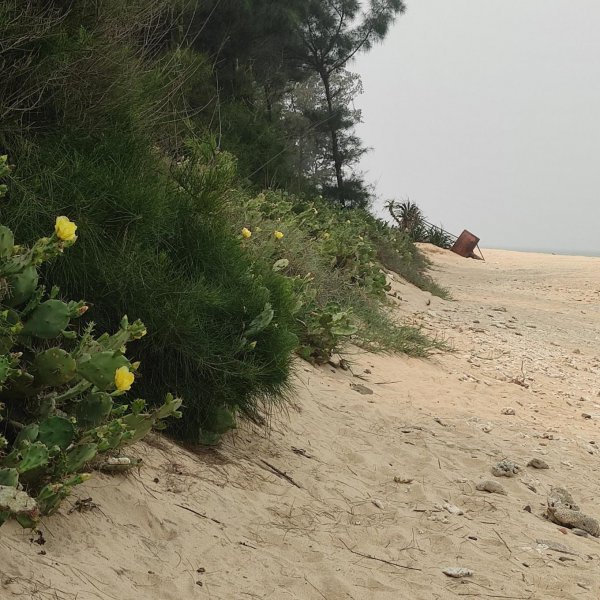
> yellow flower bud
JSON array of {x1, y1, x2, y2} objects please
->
[
  {"x1": 55, "y1": 216, "x2": 78, "y2": 242},
  {"x1": 114, "y1": 366, "x2": 135, "y2": 392},
  {"x1": 274, "y1": 231, "x2": 284, "y2": 240},
  {"x1": 241, "y1": 227, "x2": 252, "y2": 239}
]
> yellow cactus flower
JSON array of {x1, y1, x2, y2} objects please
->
[
  {"x1": 241, "y1": 227, "x2": 252, "y2": 239},
  {"x1": 115, "y1": 366, "x2": 135, "y2": 392},
  {"x1": 55, "y1": 216, "x2": 78, "y2": 242},
  {"x1": 274, "y1": 231, "x2": 284, "y2": 240}
]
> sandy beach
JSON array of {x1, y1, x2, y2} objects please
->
[{"x1": 1, "y1": 247, "x2": 600, "y2": 600}]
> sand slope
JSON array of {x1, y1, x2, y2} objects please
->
[{"x1": 2, "y1": 247, "x2": 600, "y2": 599}]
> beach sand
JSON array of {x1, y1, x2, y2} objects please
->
[{"x1": 1, "y1": 247, "x2": 599, "y2": 599}]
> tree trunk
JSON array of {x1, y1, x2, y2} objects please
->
[{"x1": 320, "y1": 70, "x2": 344, "y2": 204}]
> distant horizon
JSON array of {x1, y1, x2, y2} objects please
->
[{"x1": 483, "y1": 246, "x2": 600, "y2": 258}]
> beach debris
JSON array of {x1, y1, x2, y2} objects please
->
[
  {"x1": 98, "y1": 456, "x2": 142, "y2": 473},
  {"x1": 582, "y1": 413, "x2": 592, "y2": 419},
  {"x1": 260, "y1": 460, "x2": 302, "y2": 488},
  {"x1": 547, "y1": 505, "x2": 600, "y2": 537},
  {"x1": 491, "y1": 459, "x2": 520, "y2": 477},
  {"x1": 394, "y1": 476, "x2": 414, "y2": 484},
  {"x1": 500, "y1": 407, "x2": 516, "y2": 415},
  {"x1": 527, "y1": 458, "x2": 549, "y2": 469},
  {"x1": 443, "y1": 567, "x2": 473, "y2": 578},
  {"x1": 476, "y1": 480, "x2": 506, "y2": 495},
  {"x1": 291, "y1": 447, "x2": 313, "y2": 459},
  {"x1": 350, "y1": 383, "x2": 373, "y2": 395},
  {"x1": 548, "y1": 487, "x2": 579, "y2": 511},
  {"x1": 67, "y1": 497, "x2": 98, "y2": 514},
  {"x1": 372, "y1": 499, "x2": 385, "y2": 510},
  {"x1": 443, "y1": 503, "x2": 464, "y2": 516},
  {"x1": 546, "y1": 487, "x2": 600, "y2": 537},
  {"x1": 450, "y1": 229, "x2": 483, "y2": 259},
  {"x1": 536, "y1": 539, "x2": 577, "y2": 555}
]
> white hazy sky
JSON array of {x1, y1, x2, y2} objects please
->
[{"x1": 354, "y1": 0, "x2": 600, "y2": 253}]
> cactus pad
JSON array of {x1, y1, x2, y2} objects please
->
[
  {"x1": 75, "y1": 392, "x2": 113, "y2": 427},
  {"x1": 38, "y1": 416, "x2": 75, "y2": 450},
  {"x1": 33, "y1": 348, "x2": 77, "y2": 387},
  {"x1": 21, "y1": 300, "x2": 70, "y2": 338},
  {"x1": 77, "y1": 351, "x2": 129, "y2": 390},
  {"x1": 64, "y1": 444, "x2": 98, "y2": 473},
  {"x1": 6, "y1": 266, "x2": 38, "y2": 307}
]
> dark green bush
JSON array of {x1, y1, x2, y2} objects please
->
[{"x1": 4, "y1": 135, "x2": 298, "y2": 443}]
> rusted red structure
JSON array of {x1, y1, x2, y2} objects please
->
[{"x1": 451, "y1": 230, "x2": 482, "y2": 259}]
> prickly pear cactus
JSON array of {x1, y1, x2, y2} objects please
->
[{"x1": 0, "y1": 196, "x2": 182, "y2": 529}]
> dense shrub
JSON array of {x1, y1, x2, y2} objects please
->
[{"x1": 4, "y1": 136, "x2": 299, "y2": 444}]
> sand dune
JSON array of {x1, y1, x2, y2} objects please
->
[{"x1": 1, "y1": 247, "x2": 600, "y2": 599}]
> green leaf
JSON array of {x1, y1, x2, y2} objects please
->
[
  {"x1": 245, "y1": 303, "x2": 274, "y2": 337},
  {"x1": 65, "y1": 444, "x2": 98, "y2": 473},
  {"x1": 38, "y1": 416, "x2": 75, "y2": 450},
  {"x1": 14, "y1": 424, "x2": 39, "y2": 449},
  {"x1": 17, "y1": 442, "x2": 49, "y2": 474},
  {"x1": 0, "y1": 468, "x2": 18, "y2": 487},
  {"x1": 272, "y1": 258, "x2": 289, "y2": 272}
]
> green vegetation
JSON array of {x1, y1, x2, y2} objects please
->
[
  {"x1": 0, "y1": 0, "x2": 448, "y2": 458},
  {"x1": 0, "y1": 179, "x2": 181, "y2": 528},
  {"x1": 233, "y1": 191, "x2": 441, "y2": 361},
  {"x1": 387, "y1": 200, "x2": 455, "y2": 251}
]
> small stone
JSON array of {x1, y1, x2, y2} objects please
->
[
  {"x1": 476, "y1": 480, "x2": 507, "y2": 495},
  {"x1": 522, "y1": 562, "x2": 530, "y2": 568},
  {"x1": 482, "y1": 425, "x2": 493, "y2": 434},
  {"x1": 491, "y1": 460, "x2": 520, "y2": 478},
  {"x1": 467, "y1": 535, "x2": 478, "y2": 541},
  {"x1": 443, "y1": 567, "x2": 473, "y2": 578},
  {"x1": 558, "y1": 527, "x2": 568, "y2": 534},
  {"x1": 536, "y1": 539, "x2": 577, "y2": 555},
  {"x1": 372, "y1": 499, "x2": 384, "y2": 509},
  {"x1": 501, "y1": 407, "x2": 516, "y2": 415},
  {"x1": 582, "y1": 413, "x2": 592, "y2": 419},
  {"x1": 527, "y1": 458, "x2": 549, "y2": 469},
  {"x1": 573, "y1": 529, "x2": 589, "y2": 537},
  {"x1": 443, "y1": 503, "x2": 464, "y2": 516},
  {"x1": 350, "y1": 383, "x2": 373, "y2": 395},
  {"x1": 523, "y1": 505, "x2": 532, "y2": 513}
]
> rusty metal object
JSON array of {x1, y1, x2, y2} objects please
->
[{"x1": 451, "y1": 230, "x2": 482, "y2": 259}]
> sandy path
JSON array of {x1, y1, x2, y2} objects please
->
[{"x1": 1, "y1": 247, "x2": 600, "y2": 599}]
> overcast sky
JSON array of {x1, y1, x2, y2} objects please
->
[{"x1": 354, "y1": 0, "x2": 600, "y2": 253}]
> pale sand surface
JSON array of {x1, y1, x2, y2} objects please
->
[{"x1": 1, "y1": 247, "x2": 600, "y2": 599}]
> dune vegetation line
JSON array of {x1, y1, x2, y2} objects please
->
[{"x1": 0, "y1": 1, "x2": 449, "y2": 528}]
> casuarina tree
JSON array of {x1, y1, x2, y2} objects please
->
[{"x1": 295, "y1": 0, "x2": 406, "y2": 207}]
